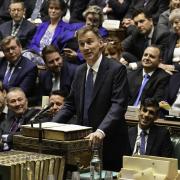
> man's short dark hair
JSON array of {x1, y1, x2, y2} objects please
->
[
  {"x1": 50, "y1": 90, "x2": 68, "y2": 98},
  {"x1": 140, "y1": 98, "x2": 159, "y2": 112},
  {"x1": 42, "y1": 45, "x2": 60, "y2": 63},
  {"x1": 132, "y1": 8, "x2": 152, "y2": 20}
]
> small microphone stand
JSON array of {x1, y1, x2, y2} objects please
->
[{"x1": 30, "y1": 116, "x2": 43, "y2": 154}]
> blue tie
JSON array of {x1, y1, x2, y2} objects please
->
[
  {"x1": 3, "y1": 64, "x2": 14, "y2": 89},
  {"x1": 83, "y1": 68, "x2": 94, "y2": 126},
  {"x1": 140, "y1": 130, "x2": 147, "y2": 155},
  {"x1": 134, "y1": 74, "x2": 150, "y2": 106}
]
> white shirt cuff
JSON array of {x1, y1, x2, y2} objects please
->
[
  {"x1": 129, "y1": 62, "x2": 138, "y2": 70},
  {"x1": 97, "y1": 129, "x2": 105, "y2": 137}
]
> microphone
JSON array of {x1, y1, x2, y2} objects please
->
[{"x1": 30, "y1": 102, "x2": 53, "y2": 123}]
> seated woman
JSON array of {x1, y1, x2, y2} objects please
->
[
  {"x1": 57, "y1": 5, "x2": 108, "y2": 64},
  {"x1": 159, "y1": 8, "x2": 180, "y2": 73},
  {"x1": 25, "y1": 0, "x2": 69, "y2": 65},
  {"x1": 104, "y1": 37, "x2": 122, "y2": 62}
]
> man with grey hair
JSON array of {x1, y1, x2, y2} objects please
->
[
  {"x1": 0, "y1": 87, "x2": 39, "y2": 151},
  {"x1": 0, "y1": 0, "x2": 36, "y2": 49}
]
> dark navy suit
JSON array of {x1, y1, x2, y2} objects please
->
[
  {"x1": 38, "y1": 61, "x2": 77, "y2": 96},
  {"x1": 127, "y1": 67, "x2": 170, "y2": 105},
  {"x1": 128, "y1": 125, "x2": 173, "y2": 157},
  {"x1": 0, "y1": 56, "x2": 38, "y2": 97},
  {"x1": 0, "y1": 19, "x2": 36, "y2": 48},
  {"x1": 53, "y1": 57, "x2": 131, "y2": 171}
]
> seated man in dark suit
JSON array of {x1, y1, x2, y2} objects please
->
[
  {"x1": 0, "y1": 87, "x2": 39, "y2": 151},
  {"x1": 38, "y1": 45, "x2": 77, "y2": 98},
  {"x1": 0, "y1": 0, "x2": 36, "y2": 49},
  {"x1": 128, "y1": 45, "x2": 170, "y2": 106},
  {"x1": 128, "y1": 98, "x2": 173, "y2": 157},
  {"x1": 121, "y1": 8, "x2": 169, "y2": 70},
  {"x1": 0, "y1": 36, "x2": 38, "y2": 98}
]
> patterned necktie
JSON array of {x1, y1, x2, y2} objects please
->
[
  {"x1": 3, "y1": 64, "x2": 14, "y2": 89},
  {"x1": 140, "y1": 130, "x2": 147, "y2": 155},
  {"x1": 134, "y1": 74, "x2": 150, "y2": 106},
  {"x1": 83, "y1": 68, "x2": 94, "y2": 126},
  {"x1": 10, "y1": 118, "x2": 20, "y2": 133}
]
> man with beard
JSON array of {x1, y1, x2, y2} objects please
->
[{"x1": 38, "y1": 45, "x2": 77, "y2": 99}]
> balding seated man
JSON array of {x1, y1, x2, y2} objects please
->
[{"x1": 0, "y1": 87, "x2": 39, "y2": 151}]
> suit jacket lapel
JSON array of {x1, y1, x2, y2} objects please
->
[
  {"x1": 91, "y1": 58, "x2": 108, "y2": 105},
  {"x1": 129, "y1": 127, "x2": 138, "y2": 152},
  {"x1": 80, "y1": 65, "x2": 87, "y2": 120},
  {"x1": 146, "y1": 126, "x2": 156, "y2": 154}
]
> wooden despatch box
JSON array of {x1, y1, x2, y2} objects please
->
[{"x1": 13, "y1": 134, "x2": 92, "y2": 168}]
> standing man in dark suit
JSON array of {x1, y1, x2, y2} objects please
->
[
  {"x1": 128, "y1": 45, "x2": 170, "y2": 106},
  {"x1": 0, "y1": 87, "x2": 39, "y2": 151},
  {"x1": 39, "y1": 45, "x2": 77, "y2": 97},
  {"x1": 128, "y1": 98, "x2": 173, "y2": 157},
  {"x1": 0, "y1": 36, "x2": 38, "y2": 97},
  {"x1": 0, "y1": 0, "x2": 36, "y2": 49},
  {"x1": 53, "y1": 26, "x2": 130, "y2": 171}
]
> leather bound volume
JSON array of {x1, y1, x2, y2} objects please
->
[{"x1": 21, "y1": 122, "x2": 93, "y2": 141}]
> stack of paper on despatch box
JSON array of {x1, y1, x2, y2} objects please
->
[{"x1": 118, "y1": 155, "x2": 180, "y2": 180}]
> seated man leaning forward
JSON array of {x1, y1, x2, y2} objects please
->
[{"x1": 128, "y1": 98, "x2": 173, "y2": 157}]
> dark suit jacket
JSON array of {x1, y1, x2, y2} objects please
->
[
  {"x1": 0, "y1": 56, "x2": 38, "y2": 97},
  {"x1": 0, "y1": 108, "x2": 39, "y2": 150},
  {"x1": 164, "y1": 72, "x2": 180, "y2": 106},
  {"x1": 39, "y1": 61, "x2": 77, "y2": 96},
  {"x1": 128, "y1": 67, "x2": 170, "y2": 105},
  {"x1": 0, "y1": 19, "x2": 36, "y2": 49},
  {"x1": 164, "y1": 32, "x2": 180, "y2": 72},
  {"x1": 128, "y1": 125, "x2": 173, "y2": 157},
  {"x1": 125, "y1": 0, "x2": 169, "y2": 24},
  {"x1": 53, "y1": 57, "x2": 131, "y2": 171},
  {"x1": 0, "y1": 0, "x2": 11, "y2": 24},
  {"x1": 122, "y1": 25, "x2": 169, "y2": 62},
  {"x1": 69, "y1": 0, "x2": 90, "y2": 23}
]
